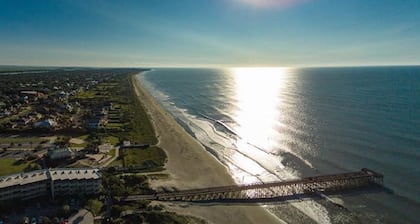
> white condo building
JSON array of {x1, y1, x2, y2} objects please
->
[{"x1": 0, "y1": 168, "x2": 101, "y2": 202}]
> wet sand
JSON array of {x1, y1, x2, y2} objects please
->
[{"x1": 132, "y1": 75, "x2": 281, "y2": 224}]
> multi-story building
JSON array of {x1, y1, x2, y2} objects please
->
[
  {"x1": 49, "y1": 168, "x2": 102, "y2": 199},
  {"x1": 0, "y1": 168, "x2": 101, "y2": 202}
]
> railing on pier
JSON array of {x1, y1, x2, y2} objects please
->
[{"x1": 122, "y1": 168, "x2": 383, "y2": 202}]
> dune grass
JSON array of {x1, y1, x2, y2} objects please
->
[{"x1": 123, "y1": 146, "x2": 166, "y2": 168}]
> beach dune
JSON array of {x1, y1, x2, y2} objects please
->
[{"x1": 132, "y1": 75, "x2": 281, "y2": 224}]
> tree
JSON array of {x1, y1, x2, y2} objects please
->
[
  {"x1": 21, "y1": 216, "x2": 29, "y2": 224},
  {"x1": 34, "y1": 144, "x2": 42, "y2": 152},
  {"x1": 111, "y1": 205, "x2": 123, "y2": 218},
  {"x1": 84, "y1": 199, "x2": 103, "y2": 216},
  {"x1": 24, "y1": 163, "x2": 42, "y2": 172},
  {"x1": 42, "y1": 216, "x2": 51, "y2": 224},
  {"x1": 25, "y1": 152, "x2": 38, "y2": 161},
  {"x1": 61, "y1": 204, "x2": 70, "y2": 217}
]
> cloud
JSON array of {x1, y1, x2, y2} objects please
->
[{"x1": 234, "y1": 0, "x2": 309, "y2": 9}]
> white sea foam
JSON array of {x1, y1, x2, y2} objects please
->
[
  {"x1": 291, "y1": 200, "x2": 331, "y2": 224},
  {"x1": 137, "y1": 72, "x2": 331, "y2": 224}
]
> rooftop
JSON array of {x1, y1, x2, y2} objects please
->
[
  {"x1": 0, "y1": 169, "x2": 49, "y2": 188},
  {"x1": 50, "y1": 168, "x2": 100, "y2": 181},
  {"x1": 0, "y1": 168, "x2": 101, "y2": 189}
]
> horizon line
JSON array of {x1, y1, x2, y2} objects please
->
[{"x1": 1, "y1": 63, "x2": 420, "y2": 70}]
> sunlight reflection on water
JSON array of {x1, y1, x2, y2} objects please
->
[{"x1": 230, "y1": 67, "x2": 295, "y2": 184}]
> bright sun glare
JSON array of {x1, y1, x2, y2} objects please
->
[
  {"x1": 228, "y1": 67, "x2": 291, "y2": 184},
  {"x1": 231, "y1": 67, "x2": 289, "y2": 148}
]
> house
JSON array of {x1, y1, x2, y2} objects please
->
[
  {"x1": 87, "y1": 115, "x2": 107, "y2": 129},
  {"x1": 103, "y1": 102, "x2": 113, "y2": 110},
  {"x1": 123, "y1": 141, "x2": 131, "y2": 147},
  {"x1": 15, "y1": 118, "x2": 32, "y2": 127},
  {"x1": 34, "y1": 119, "x2": 57, "y2": 128},
  {"x1": 87, "y1": 119, "x2": 101, "y2": 129}
]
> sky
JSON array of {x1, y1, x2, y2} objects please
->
[{"x1": 0, "y1": 0, "x2": 419, "y2": 67}]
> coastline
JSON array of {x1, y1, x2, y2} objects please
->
[{"x1": 131, "y1": 74, "x2": 282, "y2": 224}]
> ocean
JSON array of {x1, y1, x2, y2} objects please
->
[{"x1": 137, "y1": 66, "x2": 420, "y2": 223}]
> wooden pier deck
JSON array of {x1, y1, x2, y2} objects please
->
[{"x1": 122, "y1": 168, "x2": 383, "y2": 202}]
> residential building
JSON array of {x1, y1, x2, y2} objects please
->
[
  {"x1": 34, "y1": 119, "x2": 57, "y2": 128},
  {"x1": 0, "y1": 168, "x2": 101, "y2": 202}
]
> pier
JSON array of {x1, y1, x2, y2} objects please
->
[{"x1": 122, "y1": 168, "x2": 383, "y2": 202}]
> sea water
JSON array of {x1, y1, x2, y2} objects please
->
[{"x1": 137, "y1": 66, "x2": 420, "y2": 223}]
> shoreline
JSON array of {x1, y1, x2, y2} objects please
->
[{"x1": 131, "y1": 74, "x2": 282, "y2": 224}]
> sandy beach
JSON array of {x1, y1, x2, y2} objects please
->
[{"x1": 132, "y1": 75, "x2": 282, "y2": 224}]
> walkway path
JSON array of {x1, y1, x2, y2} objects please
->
[
  {"x1": 100, "y1": 146, "x2": 119, "y2": 168},
  {"x1": 68, "y1": 209, "x2": 93, "y2": 224}
]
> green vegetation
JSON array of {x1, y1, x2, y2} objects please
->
[
  {"x1": 109, "y1": 148, "x2": 116, "y2": 157},
  {"x1": 72, "y1": 73, "x2": 157, "y2": 147},
  {"x1": 69, "y1": 142, "x2": 87, "y2": 148},
  {"x1": 147, "y1": 173, "x2": 170, "y2": 180},
  {"x1": 69, "y1": 134, "x2": 89, "y2": 147},
  {"x1": 0, "y1": 69, "x2": 195, "y2": 224},
  {"x1": 97, "y1": 75, "x2": 167, "y2": 171},
  {"x1": 60, "y1": 204, "x2": 71, "y2": 217},
  {"x1": 108, "y1": 146, "x2": 167, "y2": 171},
  {"x1": 0, "y1": 137, "x2": 42, "y2": 144},
  {"x1": 77, "y1": 134, "x2": 89, "y2": 140},
  {"x1": 101, "y1": 75, "x2": 157, "y2": 144},
  {"x1": 0, "y1": 69, "x2": 166, "y2": 170},
  {"x1": 84, "y1": 199, "x2": 103, "y2": 216},
  {"x1": 0, "y1": 158, "x2": 37, "y2": 176},
  {"x1": 23, "y1": 163, "x2": 42, "y2": 172},
  {"x1": 104, "y1": 174, "x2": 154, "y2": 197},
  {"x1": 106, "y1": 136, "x2": 119, "y2": 145},
  {"x1": 103, "y1": 173, "x2": 206, "y2": 224},
  {"x1": 109, "y1": 156, "x2": 123, "y2": 167},
  {"x1": 76, "y1": 90, "x2": 96, "y2": 99},
  {"x1": 123, "y1": 147, "x2": 166, "y2": 168},
  {"x1": 67, "y1": 161, "x2": 87, "y2": 168}
]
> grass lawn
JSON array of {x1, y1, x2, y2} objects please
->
[
  {"x1": 77, "y1": 134, "x2": 89, "y2": 140},
  {"x1": 77, "y1": 90, "x2": 96, "y2": 99},
  {"x1": 147, "y1": 173, "x2": 170, "y2": 180},
  {"x1": 0, "y1": 158, "x2": 33, "y2": 176},
  {"x1": 69, "y1": 135, "x2": 88, "y2": 147},
  {"x1": 109, "y1": 148, "x2": 116, "y2": 157},
  {"x1": 69, "y1": 142, "x2": 88, "y2": 148},
  {"x1": 106, "y1": 136, "x2": 120, "y2": 145},
  {"x1": 67, "y1": 161, "x2": 88, "y2": 168},
  {"x1": 103, "y1": 75, "x2": 165, "y2": 170},
  {"x1": 109, "y1": 158, "x2": 123, "y2": 167},
  {"x1": 106, "y1": 123, "x2": 124, "y2": 128},
  {"x1": 0, "y1": 137, "x2": 42, "y2": 144},
  {"x1": 123, "y1": 146, "x2": 167, "y2": 168}
]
